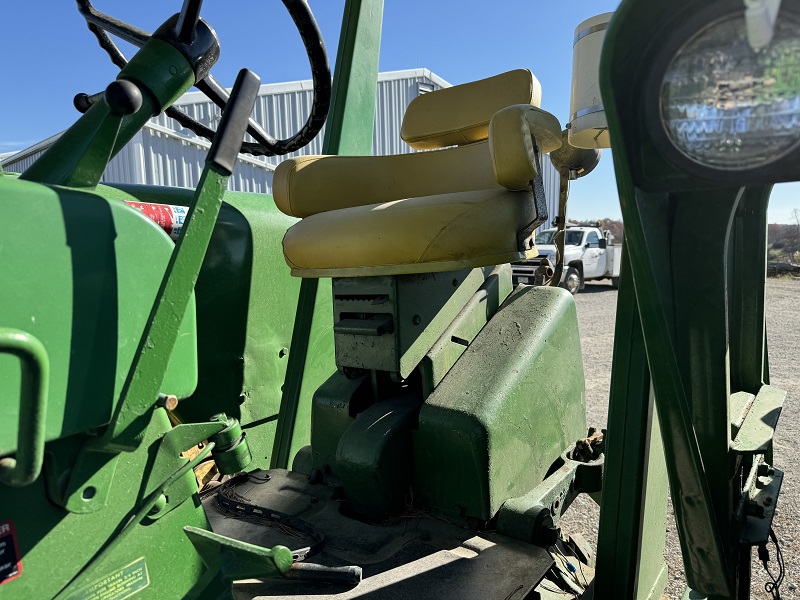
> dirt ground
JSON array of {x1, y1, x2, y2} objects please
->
[{"x1": 559, "y1": 278, "x2": 799, "y2": 599}]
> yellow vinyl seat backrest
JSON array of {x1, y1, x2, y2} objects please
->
[{"x1": 273, "y1": 69, "x2": 562, "y2": 278}]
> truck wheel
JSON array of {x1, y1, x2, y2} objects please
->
[
  {"x1": 611, "y1": 276, "x2": 620, "y2": 289},
  {"x1": 562, "y1": 267, "x2": 581, "y2": 295}
]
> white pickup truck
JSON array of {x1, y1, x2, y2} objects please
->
[{"x1": 512, "y1": 226, "x2": 622, "y2": 294}]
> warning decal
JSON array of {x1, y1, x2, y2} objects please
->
[
  {"x1": 0, "y1": 520, "x2": 22, "y2": 586},
  {"x1": 71, "y1": 557, "x2": 150, "y2": 600},
  {"x1": 125, "y1": 201, "x2": 187, "y2": 240}
]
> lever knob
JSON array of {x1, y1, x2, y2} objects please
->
[{"x1": 104, "y1": 80, "x2": 143, "y2": 116}]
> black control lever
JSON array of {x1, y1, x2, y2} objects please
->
[{"x1": 208, "y1": 69, "x2": 261, "y2": 174}]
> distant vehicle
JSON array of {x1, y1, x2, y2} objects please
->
[{"x1": 512, "y1": 225, "x2": 622, "y2": 294}]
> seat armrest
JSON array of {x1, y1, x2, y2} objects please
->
[{"x1": 489, "y1": 105, "x2": 562, "y2": 191}]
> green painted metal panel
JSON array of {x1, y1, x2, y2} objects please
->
[
  {"x1": 336, "y1": 398, "x2": 419, "y2": 518},
  {"x1": 0, "y1": 410, "x2": 213, "y2": 599},
  {"x1": 309, "y1": 371, "x2": 368, "y2": 477},
  {"x1": 420, "y1": 266, "x2": 513, "y2": 396},
  {"x1": 635, "y1": 408, "x2": 669, "y2": 600},
  {"x1": 100, "y1": 183, "x2": 336, "y2": 470},
  {"x1": 731, "y1": 385, "x2": 785, "y2": 455},
  {"x1": 0, "y1": 178, "x2": 197, "y2": 457},
  {"x1": 414, "y1": 285, "x2": 586, "y2": 521}
]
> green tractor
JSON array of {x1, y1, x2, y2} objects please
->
[{"x1": 0, "y1": 0, "x2": 792, "y2": 598}]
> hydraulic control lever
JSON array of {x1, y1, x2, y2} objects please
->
[
  {"x1": 105, "y1": 68, "x2": 262, "y2": 452},
  {"x1": 55, "y1": 68, "x2": 261, "y2": 518}
]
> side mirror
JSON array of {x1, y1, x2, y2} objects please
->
[{"x1": 599, "y1": 239, "x2": 607, "y2": 249}]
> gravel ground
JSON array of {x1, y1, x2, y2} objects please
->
[{"x1": 558, "y1": 278, "x2": 799, "y2": 599}]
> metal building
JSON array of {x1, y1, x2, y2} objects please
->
[{"x1": 2, "y1": 68, "x2": 559, "y2": 228}]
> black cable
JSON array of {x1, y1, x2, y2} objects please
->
[
  {"x1": 216, "y1": 473, "x2": 325, "y2": 562},
  {"x1": 761, "y1": 527, "x2": 785, "y2": 599}
]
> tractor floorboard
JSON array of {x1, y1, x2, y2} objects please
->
[{"x1": 203, "y1": 468, "x2": 554, "y2": 600}]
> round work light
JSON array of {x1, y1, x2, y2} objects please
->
[{"x1": 660, "y1": 12, "x2": 800, "y2": 170}]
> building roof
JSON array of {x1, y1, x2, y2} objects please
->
[{"x1": 173, "y1": 69, "x2": 452, "y2": 105}]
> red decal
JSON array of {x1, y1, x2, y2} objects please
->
[
  {"x1": 125, "y1": 201, "x2": 188, "y2": 240},
  {"x1": 0, "y1": 520, "x2": 22, "y2": 586}
]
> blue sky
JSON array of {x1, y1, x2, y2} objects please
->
[{"x1": 2, "y1": 0, "x2": 799, "y2": 222}]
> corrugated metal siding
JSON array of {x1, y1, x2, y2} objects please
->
[
  {"x1": 2, "y1": 152, "x2": 41, "y2": 173},
  {"x1": 0, "y1": 131, "x2": 63, "y2": 173},
  {"x1": 158, "y1": 88, "x2": 325, "y2": 169},
  {"x1": 2, "y1": 69, "x2": 558, "y2": 220},
  {"x1": 373, "y1": 77, "x2": 446, "y2": 155},
  {"x1": 163, "y1": 73, "x2": 446, "y2": 166}
]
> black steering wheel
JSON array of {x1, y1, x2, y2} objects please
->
[{"x1": 76, "y1": 0, "x2": 331, "y2": 157}]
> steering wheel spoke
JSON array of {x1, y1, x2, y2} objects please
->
[
  {"x1": 175, "y1": 0, "x2": 204, "y2": 44},
  {"x1": 76, "y1": 0, "x2": 331, "y2": 157},
  {"x1": 77, "y1": 1, "x2": 150, "y2": 48}
]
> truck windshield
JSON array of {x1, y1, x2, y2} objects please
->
[{"x1": 535, "y1": 230, "x2": 585, "y2": 246}]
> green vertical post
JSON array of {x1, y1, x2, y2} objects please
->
[
  {"x1": 729, "y1": 186, "x2": 771, "y2": 394},
  {"x1": 611, "y1": 149, "x2": 733, "y2": 600},
  {"x1": 596, "y1": 1, "x2": 783, "y2": 596},
  {"x1": 271, "y1": 0, "x2": 384, "y2": 469},
  {"x1": 727, "y1": 186, "x2": 771, "y2": 591},
  {"x1": 672, "y1": 191, "x2": 744, "y2": 595},
  {"x1": 595, "y1": 250, "x2": 668, "y2": 600},
  {"x1": 599, "y1": 5, "x2": 735, "y2": 595}
]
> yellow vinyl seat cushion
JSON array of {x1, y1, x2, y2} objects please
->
[
  {"x1": 401, "y1": 69, "x2": 542, "y2": 150},
  {"x1": 273, "y1": 69, "x2": 562, "y2": 277},
  {"x1": 274, "y1": 140, "x2": 499, "y2": 219},
  {"x1": 282, "y1": 188, "x2": 539, "y2": 278}
]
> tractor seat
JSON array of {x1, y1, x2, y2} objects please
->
[{"x1": 273, "y1": 69, "x2": 562, "y2": 278}]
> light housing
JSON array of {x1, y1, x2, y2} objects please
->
[
  {"x1": 644, "y1": 2, "x2": 800, "y2": 186},
  {"x1": 660, "y1": 12, "x2": 800, "y2": 171}
]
